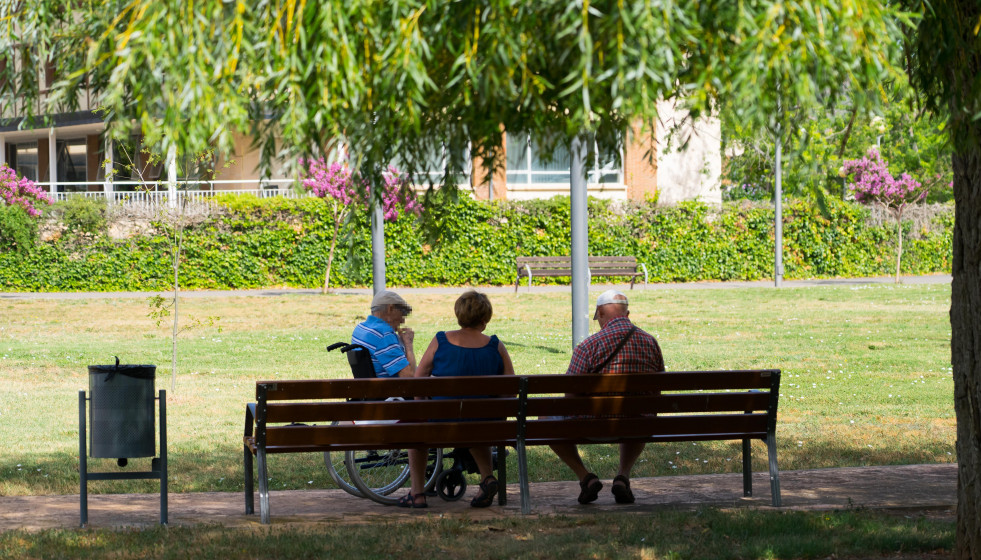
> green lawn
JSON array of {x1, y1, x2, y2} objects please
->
[
  {"x1": 0, "y1": 284, "x2": 954, "y2": 496},
  {"x1": 0, "y1": 509, "x2": 954, "y2": 560}
]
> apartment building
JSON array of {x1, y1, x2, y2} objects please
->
[{"x1": 0, "y1": 61, "x2": 722, "y2": 204}]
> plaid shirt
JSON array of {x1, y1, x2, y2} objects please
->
[{"x1": 567, "y1": 316, "x2": 664, "y2": 375}]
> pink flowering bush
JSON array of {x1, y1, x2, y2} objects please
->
[
  {"x1": 0, "y1": 164, "x2": 51, "y2": 217},
  {"x1": 299, "y1": 158, "x2": 420, "y2": 292},
  {"x1": 843, "y1": 147, "x2": 927, "y2": 282},
  {"x1": 843, "y1": 147, "x2": 926, "y2": 215}
]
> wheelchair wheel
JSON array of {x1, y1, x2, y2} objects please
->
[
  {"x1": 435, "y1": 468, "x2": 467, "y2": 501},
  {"x1": 324, "y1": 451, "x2": 363, "y2": 497},
  {"x1": 346, "y1": 447, "x2": 443, "y2": 506},
  {"x1": 423, "y1": 448, "x2": 444, "y2": 492}
]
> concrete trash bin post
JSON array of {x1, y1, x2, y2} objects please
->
[{"x1": 88, "y1": 361, "x2": 156, "y2": 465}]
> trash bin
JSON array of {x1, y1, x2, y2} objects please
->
[{"x1": 88, "y1": 361, "x2": 156, "y2": 460}]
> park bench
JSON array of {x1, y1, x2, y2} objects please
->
[
  {"x1": 243, "y1": 369, "x2": 781, "y2": 523},
  {"x1": 515, "y1": 256, "x2": 648, "y2": 292}
]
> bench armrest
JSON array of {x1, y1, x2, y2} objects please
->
[{"x1": 244, "y1": 403, "x2": 257, "y2": 438}]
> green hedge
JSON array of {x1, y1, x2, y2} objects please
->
[{"x1": 0, "y1": 195, "x2": 952, "y2": 291}]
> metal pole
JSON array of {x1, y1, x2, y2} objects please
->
[
  {"x1": 774, "y1": 132, "x2": 783, "y2": 288},
  {"x1": 104, "y1": 138, "x2": 114, "y2": 202},
  {"x1": 570, "y1": 134, "x2": 589, "y2": 348},
  {"x1": 159, "y1": 390, "x2": 168, "y2": 525},
  {"x1": 78, "y1": 390, "x2": 88, "y2": 527},
  {"x1": 48, "y1": 128, "x2": 57, "y2": 196},
  {"x1": 371, "y1": 196, "x2": 386, "y2": 295}
]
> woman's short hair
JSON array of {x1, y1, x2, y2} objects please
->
[{"x1": 454, "y1": 290, "x2": 493, "y2": 329}]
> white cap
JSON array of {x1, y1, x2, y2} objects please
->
[
  {"x1": 595, "y1": 289, "x2": 628, "y2": 308},
  {"x1": 371, "y1": 290, "x2": 411, "y2": 314}
]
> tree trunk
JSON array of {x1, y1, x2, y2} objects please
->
[
  {"x1": 951, "y1": 147, "x2": 981, "y2": 559},
  {"x1": 171, "y1": 221, "x2": 182, "y2": 392},
  {"x1": 894, "y1": 213, "x2": 903, "y2": 284},
  {"x1": 323, "y1": 216, "x2": 341, "y2": 294}
]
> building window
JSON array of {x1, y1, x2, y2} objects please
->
[
  {"x1": 57, "y1": 138, "x2": 87, "y2": 191},
  {"x1": 12, "y1": 142, "x2": 38, "y2": 181},
  {"x1": 395, "y1": 143, "x2": 471, "y2": 187},
  {"x1": 505, "y1": 135, "x2": 621, "y2": 185}
]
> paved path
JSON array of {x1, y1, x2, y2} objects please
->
[
  {"x1": 0, "y1": 275, "x2": 953, "y2": 300},
  {"x1": 0, "y1": 464, "x2": 956, "y2": 531}
]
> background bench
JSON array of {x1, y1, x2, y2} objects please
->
[
  {"x1": 515, "y1": 255, "x2": 648, "y2": 292},
  {"x1": 244, "y1": 369, "x2": 781, "y2": 522}
]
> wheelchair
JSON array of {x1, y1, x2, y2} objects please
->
[{"x1": 324, "y1": 342, "x2": 501, "y2": 505}]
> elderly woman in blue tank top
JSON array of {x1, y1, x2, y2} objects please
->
[{"x1": 397, "y1": 290, "x2": 515, "y2": 509}]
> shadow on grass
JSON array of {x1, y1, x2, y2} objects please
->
[
  {"x1": 0, "y1": 509, "x2": 953, "y2": 560},
  {"x1": 504, "y1": 341, "x2": 564, "y2": 354}
]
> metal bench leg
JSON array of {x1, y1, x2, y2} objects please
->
[
  {"x1": 497, "y1": 444, "x2": 507, "y2": 506},
  {"x1": 767, "y1": 432, "x2": 782, "y2": 506},
  {"x1": 257, "y1": 448, "x2": 271, "y2": 524},
  {"x1": 742, "y1": 438, "x2": 752, "y2": 497},
  {"x1": 79, "y1": 391, "x2": 88, "y2": 528},
  {"x1": 159, "y1": 391, "x2": 168, "y2": 525},
  {"x1": 244, "y1": 447, "x2": 255, "y2": 514},
  {"x1": 517, "y1": 439, "x2": 530, "y2": 514}
]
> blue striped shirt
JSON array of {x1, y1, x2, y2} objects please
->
[{"x1": 351, "y1": 315, "x2": 409, "y2": 378}]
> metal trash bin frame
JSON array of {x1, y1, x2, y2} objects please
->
[{"x1": 78, "y1": 389, "x2": 168, "y2": 526}]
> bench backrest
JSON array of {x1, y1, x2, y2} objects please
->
[
  {"x1": 249, "y1": 370, "x2": 779, "y2": 451},
  {"x1": 251, "y1": 376, "x2": 522, "y2": 451},
  {"x1": 520, "y1": 370, "x2": 780, "y2": 443}
]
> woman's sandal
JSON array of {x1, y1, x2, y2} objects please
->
[
  {"x1": 577, "y1": 473, "x2": 603, "y2": 504},
  {"x1": 611, "y1": 475, "x2": 635, "y2": 504},
  {"x1": 470, "y1": 476, "x2": 499, "y2": 508},
  {"x1": 396, "y1": 492, "x2": 428, "y2": 509}
]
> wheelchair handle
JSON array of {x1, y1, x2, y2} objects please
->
[{"x1": 326, "y1": 342, "x2": 347, "y2": 352}]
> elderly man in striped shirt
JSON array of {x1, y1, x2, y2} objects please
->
[
  {"x1": 351, "y1": 290, "x2": 417, "y2": 378},
  {"x1": 550, "y1": 289, "x2": 665, "y2": 505}
]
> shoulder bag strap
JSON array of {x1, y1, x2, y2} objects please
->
[{"x1": 589, "y1": 326, "x2": 637, "y2": 374}]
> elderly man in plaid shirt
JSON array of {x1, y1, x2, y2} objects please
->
[{"x1": 550, "y1": 289, "x2": 665, "y2": 505}]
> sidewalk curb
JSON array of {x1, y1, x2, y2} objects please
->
[{"x1": 0, "y1": 275, "x2": 953, "y2": 300}]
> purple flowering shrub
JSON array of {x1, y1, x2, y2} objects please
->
[
  {"x1": 843, "y1": 147, "x2": 927, "y2": 282},
  {"x1": 0, "y1": 164, "x2": 51, "y2": 217},
  {"x1": 843, "y1": 147, "x2": 926, "y2": 216},
  {"x1": 299, "y1": 159, "x2": 420, "y2": 220},
  {"x1": 299, "y1": 158, "x2": 420, "y2": 291}
]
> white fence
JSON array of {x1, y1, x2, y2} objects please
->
[{"x1": 39, "y1": 179, "x2": 304, "y2": 208}]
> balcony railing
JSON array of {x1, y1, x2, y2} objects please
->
[{"x1": 37, "y1": 179, "x2": 302, "y2": 209}]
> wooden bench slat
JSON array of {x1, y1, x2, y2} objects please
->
[
  {"x1": 265, "y1": 398, "x2": 522, "y2": 423},
  {"x1": 259, "y1": 376, "x2": 521, "y2": 400},
  {"x1": 266, "y1": 421, "x2": 517, "y2": 447},
  {"x1": 524, "y1": 371, "x2": 778, "y2": 393},
  {"x1": 524, "y1": 392, "x2": 772, "y2": 417},
  {"x1": 524, "y1": 414, "x2": 769, "y2": 440},
  {"x1": 516, "y1": 256, "x2": 638, "y2": 263}
]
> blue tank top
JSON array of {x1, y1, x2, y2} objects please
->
[{"x1": 430, "y1": 332, "x2": 503, "y2": 378}]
